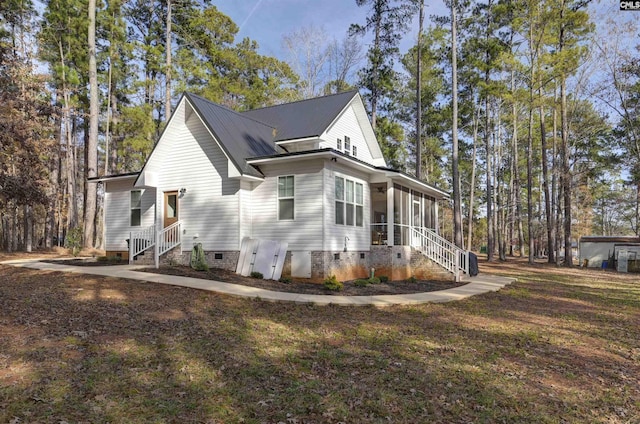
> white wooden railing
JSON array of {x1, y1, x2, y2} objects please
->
[
  {"x1": 129, "y1": 224, "x2": 156, "y2": 264},
  {"x1": 157, "y1": 220, "x2": 182, "y2": 257},
  {"x1": 129, "y1": 221, "x2": 182, "y2": 267},
  {"x1": 411, "y1": 227, "x2": 469, "y2": 282}
]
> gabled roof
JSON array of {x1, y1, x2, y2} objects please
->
[
  {"x1": 242, "y1": 90, "x2": 358, "y2": 142},
  {"x1": 185, "y1": 93, "x2": 279, "y2": 178}
]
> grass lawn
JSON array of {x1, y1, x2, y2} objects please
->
[{"x1": 1, "y1": 252, "x2": 638, "y2": 423}]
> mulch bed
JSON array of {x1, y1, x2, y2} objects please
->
[
  {"x1": 41, "y1": 257, "x2": 129, "y2": 267},
  {"x1": 40, "y1": 257, "x2": 467, "y2": 295},
  {"x1": 138, "y1": 265, "x2": 466, "y2": 296}
]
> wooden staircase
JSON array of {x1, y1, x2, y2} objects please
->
[{"x1": 410, "y1": 227, "x2": 469, "y2": 282}]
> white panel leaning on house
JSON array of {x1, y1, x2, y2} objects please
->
[{"x1": 236, "y1": 237, "x2": 288, "y2": 280}]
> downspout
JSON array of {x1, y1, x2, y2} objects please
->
[{"x1": 154, "y1": 187, "x2": 159, "y2": 269}]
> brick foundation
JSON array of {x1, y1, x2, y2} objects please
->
[{"x1": 144, "y1": 245, "x2": 454, "y2": 282}]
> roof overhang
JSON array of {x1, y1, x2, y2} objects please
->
[
  {"x1": 275, "y1": 136, "x2": 321, "y2": 145},
  {"x1": 377, "y1": 169, "x2": 450, "y2": 199},
  {"x1": 247, "y1": 148, "x2": 449, "y2": 200},
  {"x1": 87, "y1": 172, "x2": 139, "y2": 183}
]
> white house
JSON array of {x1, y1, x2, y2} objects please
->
[{"x1": 90, "y1": 91, "x2": 469, "y2": 281}]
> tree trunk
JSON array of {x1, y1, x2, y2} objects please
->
[
  {"x1": 415, "y1": 0, "x2": 423, "y2": 180},
  {"x1": 371, "y1": 14, "x2": 381, "y2": 130},
  {"x1": 105, "y1": 51, "x2": 113, "y2": 176},
  {"x1": 495, "y1": 110, "x2": 506, "y2": 261},
  {"x1": 527, "y1": 99, "x2": 535, "y2": 264},
  {"x1": 510, "y1": 68, "x2": 524, "y2": 257},
  {"x1": 58, "y1": 39, "x2": 77, "y2": 232},
  {"x1": 539, "y1": 100, "x2": 555, "y2": 262},
  {"x1": 451, "y1": 0, "x2": 463, "y2": 249},
  {"x1": 24, "y1": 205, "x2": 32, "y2": 252},
  {"x1": 11, "y1": 202, "x2": 18, "y2": 252},
  {"x1": 485, "y1": 94, "x2": 494, "y2": 260},
  {"x1": 467, "y1": 104, "x2": 478, "y2": 251},
  {"x1": 552, "y1": 86, "x2": 561, "y2": 263},
  {"x1": 165, "y1": 0, "x2": 172, "y2": 121},
  {"x1": 84, "y1": 0, "x2": 99, "y2": 248},
  {"x1": 559, "y1": 5, "x2": 572, "y2": 267}
]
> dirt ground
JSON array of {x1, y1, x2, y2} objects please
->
[{"x1": 1, "y1": 250, "x2": 638, "y2": 423}]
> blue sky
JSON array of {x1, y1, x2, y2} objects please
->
[{"x1": 215, "y1": 0, "x2": 449, "y2": 61}]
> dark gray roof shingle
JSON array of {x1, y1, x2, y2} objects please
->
[{"x1": 242, "y1": 90, "x2": 357, "y2": 142}]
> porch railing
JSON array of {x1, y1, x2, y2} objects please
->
[
  {"x1": 158, "y1": 220, "x2": 182, "y2": 257},
  {"x1": 128, "y1": 224, "x2": 156, "y2": 264},
  {"x1": 410, "y1": 227, "x2": 469, "y2": 282},
  {"x1": 128, "y1": 221, "x2": 183, "y2": 267}
]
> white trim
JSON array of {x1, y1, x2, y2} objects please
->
[
  {"x1": 276, "y1": 136, "x2": 320, "y2": 145},
  {"x1": 234, "y1": 174, "x2": 264, "y2": 182},
  {"x1": 89, "y1": 174, "x2": 138, "y2": 183},
  {"x1": 247, "y1": 151, "x2": 334, "y2": 165}
]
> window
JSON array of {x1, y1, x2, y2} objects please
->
[
  {"x1": 344, "y1": 136, "x2": 351, "y2": 154},
  {"x1": 335, "y1": 177, "x2": 345, "y2": 225},
  {"x1": 337, "y1": 138, "x2": 342, "y2": 151},
  {"x1": 335, "y1": 176, "x2": 363, "y2": 227},
  {"x1": 278, "y1": 176, "x2": 294, "y2": 220},
  {"x1": 346, "y1": 180, "x2": 354, "y2": 225},
  {"x1": 352, "y1": 145, "x2": 357, "y2": 157},
  {"x1": 355, "y1": 182, "x2": 364, "y2": 226},
  {"x1": 130, "y1": 190, "x2": 142, "y2": 226}
]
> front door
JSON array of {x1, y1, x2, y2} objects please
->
[{"x1": 164, "y1": 191, "x2": 178, "y2": 228}]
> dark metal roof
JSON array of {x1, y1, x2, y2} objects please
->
[
  {"x1": 186, "y1": 93, "x2": 278, "y2": 178},
  {"x1": 242, "y1": 90, "x2": 358, "y2": 142},
  {"x1": 580, "y1": 236, "x2": 640, "y2": 243}
]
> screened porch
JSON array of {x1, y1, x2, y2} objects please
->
[{"x1": 370, "y1": 182, "x2": 438, "y2": 246}]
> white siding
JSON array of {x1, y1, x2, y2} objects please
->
[
  {"x1": 323, "y1": 162, "x2": 371, "y2": 252},
  {"x1": 250, "y1": 160, "x2": 324, "y2": 251},
  {"x1": 104, "y1": 178, "x2": 155, "y2": 251},
  {"x1": 142, "y1": 101, "x2": 241, "y2": 251},
  {"x1": 322, "y1": 104, "x2": 375, "y2": 165}
]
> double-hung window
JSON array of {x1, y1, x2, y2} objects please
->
[
  {"x1": 130, "y1": 190, "x2": 142, "y2": 226},
  {"x1": 278, "y1": 175, "x2": 294, "y2": 220},
  {"x1": 335, "y1": 176, "x2": 363, "y2": 227},
  {"x1": 344, "y1": 136, "x2": 351, "y2": 155},
  {"x1": 337, "y1": 138, "x2": 342, "y2": 151}
]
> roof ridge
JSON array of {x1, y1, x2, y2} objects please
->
[
  {"x1": 185, "y1": 92, "x2": 276, "y2": 130},
  {"x1": 242, "y1": 90, "x2": 358, "y2": 113}
]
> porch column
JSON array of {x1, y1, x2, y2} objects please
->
[
  {"x1": 434, "y1": 199, "x2": 439, "y2": 235},
  {"x1": 386, "y1": 180, "x2": 394, "y2": 246}
]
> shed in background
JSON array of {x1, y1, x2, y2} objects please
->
[{"x1": 579, "y1": 236, "x2": 640, "y2": 271}]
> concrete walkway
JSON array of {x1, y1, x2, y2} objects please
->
[{"x1": 1, "y1": 258, "x2": 516, "y2": 306}]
